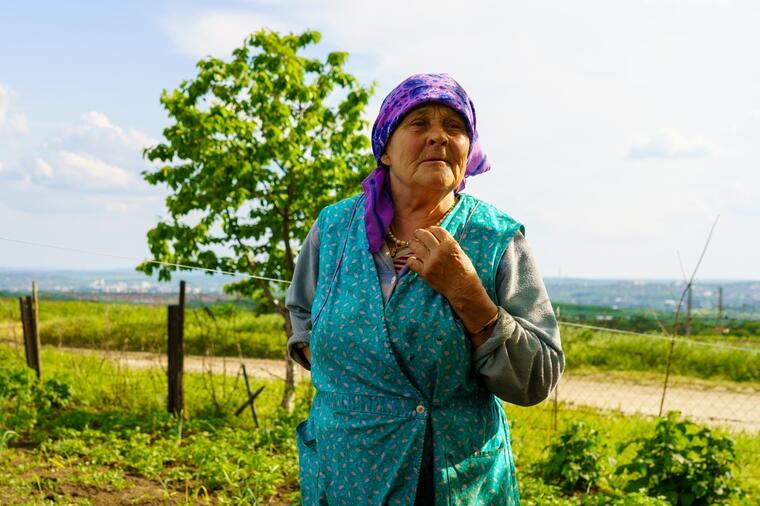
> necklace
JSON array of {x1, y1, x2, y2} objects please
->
[{"x1": 386, "y1": 197, "x2": 458, "y2": 257}]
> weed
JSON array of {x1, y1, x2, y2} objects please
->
[
  {"x1": 537, "y1": 421, "x2": 607, "y2": 493},
  {"x1": 617, "y1": 411, "x2": 742, "y2": 505}
]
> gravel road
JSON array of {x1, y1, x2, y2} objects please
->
[{"x1": 63, "y1": 347, "x2": 759, "y2": 432}]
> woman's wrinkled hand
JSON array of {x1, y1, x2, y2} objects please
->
[
  {"x1": 407, "y1": 226, "x2": 481, "y2": 302},
  {"x1": 407, "y1": 226, "x2": 501, "y2": 346}
]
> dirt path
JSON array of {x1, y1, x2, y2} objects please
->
[
  {"x1": 557, "y1": 377, "x2": 760, "y2": 432},
  {"x1": 62, "y1": 347, "x2": 760, "y2": 432}
]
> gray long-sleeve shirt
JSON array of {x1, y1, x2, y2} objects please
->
[{"x1": 285, "y1": 224, "x2": 564, "y2": 407}]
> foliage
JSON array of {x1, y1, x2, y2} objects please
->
[
  {"x1": 616, "y1": 411, "x2": 742, "y2": 505},
  {"x1": 537, "y1": 421, "x2": 607, "y2": 493},
  {"x1": 139, "y1": 28, "x2": 375, "y2": 313},
  {"x1": 556, "y1": 303, "x2": 760, "y2": 338},
  {"x1": 0, "y1": 365, "x2": 72, "y2": 435},
  {"x1": 0, "y1": 344, "x2": 307, "y2": 503},
  {"x1": 0, "y1": 345, "x2": 757, "y2": 503}
]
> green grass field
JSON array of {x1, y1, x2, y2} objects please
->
[
  {"x1": 1, "y1": 295, "x2": 758, "y2": 503},
  {"x1": 3, "y1": 296, "x2": 758, "y2": 384},
  {"x1": 0, "y1": 344, "x2": 758, "y2": 504},
  {"x1": 0, "y1": 296, "x2": 286, "y2": 359}
]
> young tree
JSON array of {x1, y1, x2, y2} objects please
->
[{"x1": 139, "y1": 29, "x2": 375, "y2": 411}]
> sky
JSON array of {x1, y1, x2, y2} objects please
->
[{"x1": 0, "y1": 0, "x2": 758, "y2": 280}]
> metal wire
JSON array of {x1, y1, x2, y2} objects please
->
[
  {"x1": 0, "y1": 235, "x2": 292, "y2": 285},
  {"x1": 559, "y1": 320, "x2": 759, "y2": 353}
]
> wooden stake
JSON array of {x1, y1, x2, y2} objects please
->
[
  {"x1": 167, "y1": 281, "x2": 186, "y2": 416},
  {"x1": 19, "y1": 292, "x2": 41, "y2": 379}
]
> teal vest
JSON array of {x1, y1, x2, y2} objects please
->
[{"x1": 297, "y1": 193, "x2": 523, "y2": 505}]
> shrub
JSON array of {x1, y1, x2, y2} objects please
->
[
  {"x1": 537, "y1": 421, "x2": 607, "y2": 493},
  {"x1": 0, "y1": 366, "x2": 73, "y2": 434},
  {"x1": 617, "y1": 411, "x2": 742, "y2": 505}
]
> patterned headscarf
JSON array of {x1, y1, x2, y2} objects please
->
[{"x1": 361, "y1": 73, "x2": 491, "y2": 252}]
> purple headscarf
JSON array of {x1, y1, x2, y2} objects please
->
[{"x1": 361, "y1": 73, "x2": 491, "y2": 252}]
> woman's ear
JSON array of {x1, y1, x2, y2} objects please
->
[{"x1": 380, "y1": 153, "x2": 391, "y2": 166}]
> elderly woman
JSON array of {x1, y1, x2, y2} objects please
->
[{"x1": 286, "y1": 73, "x2": 564, "y2": 505}]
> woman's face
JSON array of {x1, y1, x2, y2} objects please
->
[{"x1": 380, "y1": 103, "x2": 470, "y2": 195}]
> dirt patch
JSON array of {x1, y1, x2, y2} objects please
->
[
  {"x1": 1, "y1": 448, "x2": 202, "y2": 505},
  {"x1": 58, "y1": 346, "x2": 308, "y2": 383},
  {"x1": 558, "y1": 374, "x2": 760, "y2": 432},
  {"x1": 46, "y1": 475, "x2": 188, "y2": 506}
]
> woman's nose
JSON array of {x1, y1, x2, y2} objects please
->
[{"x1": 427, "y1": 125, "x2": 448, "y2": 145}]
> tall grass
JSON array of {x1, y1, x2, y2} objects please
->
[
  {"x1": 2, "y1": 296, "x2": 759, "y2": 383},
  {"x1": 0, "y1": 296, "x2": 285, "y2": 359},
  {"x1": 562, "y1": 325, "x2": 760, "y2": 383}
]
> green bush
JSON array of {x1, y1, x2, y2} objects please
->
[
  {"x1": 617, "y1": 411, "x2": 742, "y2": 505},
  {"x1": 0, "y1": 366, "x2": 73, "y2": 436},
  {"x1": 537, "y1": 421, "x2": 607, "y2": 493}
]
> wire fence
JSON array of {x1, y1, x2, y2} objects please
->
[
  {"x1": 1, "y1": 289, "x2": 759, "y2": 433},
  {"x1": 512, "y1": 321, "x2": 760, "y2": 434}
]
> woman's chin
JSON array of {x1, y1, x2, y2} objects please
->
[{"x1": 413, "y1": 172, "x2": 458, "y2": 192}]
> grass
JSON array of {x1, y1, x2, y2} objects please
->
[
  {"x1": 556, "y1": 302, "x2": 760, "y2": 338},
  {"x1": 562, "y1": 324, "x2": 760, "y2": 383},
  {"x1": 0, "y1": 344, "x2": 304, "y2": 504},
  {"x1": 2, "y1": 295, "x2": 760, "y2": 384},
  {"x1": 0, "y1": 344, "x2": 758, "y2": 504},
  {"x1": 0, "y1": 296, "x2": 286, "y2": 359}
]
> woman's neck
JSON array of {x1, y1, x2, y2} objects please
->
[{"x1": 389, "y1": 188, "x2": 458, "y2": 241}]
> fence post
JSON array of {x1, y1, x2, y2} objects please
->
[
  {"x1": 167, "y1": 281, "x2": 186, "y2": 416},
  {"x1": 18, "y1": 290, "x2": 42, "y2": 379}
]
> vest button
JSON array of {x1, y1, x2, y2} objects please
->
[{"x1": 415, "y1": 405, "x2": 425, "y2": 414}]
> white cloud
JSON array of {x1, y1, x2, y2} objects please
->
[
  {"x1": 10, "y1": 114, "x2": 30, "y2": 134},
  {"x1": 34, "y1": 157, "x2": 53, "y2": 178},
  {"x1": 63, "y1": 110, "x2": 158, "y2": 155},
  {"x1": 165, "y1": 11, "x2": 286, "y2": 59},
  {"x1": 0, "y1": 111, "x2": 155, "y2": 194},
  {"x1": 55, "y1": 151, "x2": 135, "y2": 189},
  {"x1": 627, "y1": 130, "x2": 714, "y2": 160},
  {"x1": 0, "y1": 84, "x2": 28, "y2": 134},
  {"x1": 84, "y1": 110, "x2": 113, "y2": 129},
  {"x1": 751, "y1": 109, "x2": 760, "y2": 119},
  {"x1": 106, "y1": 200, "x2": 130, "y2": 214}
]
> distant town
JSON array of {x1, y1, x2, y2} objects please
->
[{"x1": 1, "y1": 268, "x2": 758, "y2": 318}]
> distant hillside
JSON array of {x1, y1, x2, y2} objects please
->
[
  {"x1": 544, "y1": 278, "x2": 760, "y2": 320},
  {"x1": 1, "y1": 269, "x2": 758, "y2": 319}
]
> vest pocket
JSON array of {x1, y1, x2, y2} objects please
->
[
  {"x1": 296, "y1": 419, "x2": 321, "y2": 505},
  {"x1": 445, "y1": 441, "x2": 518, "y2": 505}
]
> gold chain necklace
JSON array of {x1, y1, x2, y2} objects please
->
[{"x1": 386, "y1": 198, "x2": 458, "y2": 257}]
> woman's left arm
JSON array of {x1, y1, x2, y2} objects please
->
[{"x1": 469, "y1": 231, "x2": 565, "y2": 406}]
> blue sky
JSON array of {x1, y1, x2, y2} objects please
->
[{"x1": 1, "y1": 0, "x2": 758, "y2": 279}]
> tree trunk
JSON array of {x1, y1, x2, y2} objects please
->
[{"x1": 280, "y1": 310, "x2": 296, "y2": 412}]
